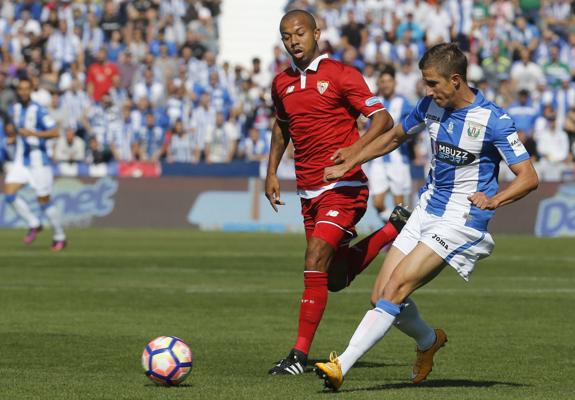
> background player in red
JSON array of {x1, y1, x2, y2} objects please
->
[{"x1": 265, "y1": 10, "x2": 410, "y2": 375}]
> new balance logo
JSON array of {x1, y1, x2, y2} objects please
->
[
  {"x1": 286, "y1": 85, "x2": 295, "y2": 94},
  {"x1": 326, "y1": 210, "x2": 339, "y2": 217}
]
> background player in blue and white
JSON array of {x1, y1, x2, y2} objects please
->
[
  {"x1": 315, "y1": 43, "x2": 539, "y2": 391},
  {"x1": 3, "y1": 78, "x2": 67, "y2": 251},
  {"x1": 365, "y1": 65, "x2": 413, "y2": 221}
]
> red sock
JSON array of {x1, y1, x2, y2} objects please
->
[
  {"x1": 293, "y1": 271, "x2": 329, "y2": 355},
  {"x1": 346, "y1": 223, "x2": 398, "y2": 284}
]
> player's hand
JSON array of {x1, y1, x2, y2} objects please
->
[
  {"x1": 330, "y1": 145, "x2": 356, "y2": 165},
  {"x1": 324, "y1": 162, "x2": 352, "y2": 182},
  {"x1": 265, "y1": 174, "x2": 285, "y2": 212},
  {"x1": 468, "y1": 192, "x2": 499, "y2": 210}
]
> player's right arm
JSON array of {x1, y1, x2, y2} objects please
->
[
  {"x1": 325, "y1": 96, "x2": 429, "y2": 182},
  {"x1": 265, "y1": 119, "x2": 290, "y2": 212},
  {"x1": 324, "y1": 124, "x2": 410, "y2": 181}
]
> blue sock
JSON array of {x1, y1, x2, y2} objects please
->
[{"x1": 375, "y1": 298, "x2": 402, "y2": 316}]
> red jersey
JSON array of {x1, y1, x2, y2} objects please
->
[
  {"x1": 271, "y1": 54, "x2": 385, "y2": 197},
  {"x1": 87, "y1": 62, "x2": 119, "y2": 102}
]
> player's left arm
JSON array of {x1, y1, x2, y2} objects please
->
[
  {"x1": 468, "y1": 116, "x2": 539, "y2": 210},
  {"x1": 468, "y1": 160, "x2": 539, "y2": 210}
]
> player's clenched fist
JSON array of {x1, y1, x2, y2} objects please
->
[
  {"x1": 467, "y1": 192, "x2": 499, "y2": 210},
  {"x1": 324, "y1": 163, "x2": 352, "y2": 182},
  {"x1": 265, "y1": 174, "x2": 285, "y2": 212},
  {"x1": 330, "y1": 145, "x2": 355, "y2": 165}
]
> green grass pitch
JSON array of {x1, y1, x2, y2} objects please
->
[{"x1": 0, "y1": 229, "x2": 573, "y2": 399}]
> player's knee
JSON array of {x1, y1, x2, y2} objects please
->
[
  {"x1": 304, "y1": 251, "x2": 329, "y2": 272},
  {"x1": 4, "y1": 194, "x2": 16, "y2": 203},
  {"x1": 381, "y1": 279, "x2": 409, "y2": 304}
]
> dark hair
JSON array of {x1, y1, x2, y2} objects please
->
[
  {"x1": 17, "y1": 77, "x2": 32, "y2": 86},
  {"x1": 418, "y1": 43, "x2": 468, "y2": 81},
  {"x1": 280, "y1": 9, "x2": 317, "y2": 30},
  {"x1": 380, "y1": 64, "x2": 396, "y2": 79}
]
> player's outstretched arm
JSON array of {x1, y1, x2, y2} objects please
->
[
  {"x1": 324, "y1": 124, "x2": 408, "y2": 182},
  {"x1": 468, "y1": 159, "x2": 539, "y2": 210},
  {"x1": 330, "y1": 110, "x2": 394, "y2": 166},
  {"x1": 265, "y1": 120, "x2": 290, "y2": 212}
]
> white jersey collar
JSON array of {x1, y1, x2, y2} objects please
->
[{"x1": 290, "y1": 53, "x2": 329, "y2": 74}]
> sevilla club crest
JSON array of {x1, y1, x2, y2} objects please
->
[{"x1": 317, "y1": 81, "x2": 329, "y2": 95}]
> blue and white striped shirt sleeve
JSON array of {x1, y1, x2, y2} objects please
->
[
  {"x1": 492, "y1": 113, "x2": 530, "y2": 165},
  {"x1": 401, "y1": 96, "x2": 430, "y2": 135},
  {"x1": 37, "y1": 106, "x2": 56, "y2": 131}
]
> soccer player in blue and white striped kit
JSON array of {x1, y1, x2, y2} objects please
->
[
  {"x1": 3, "y1": 78, "x2": 67, "y2": 251},
  {"x1": 315, "y1": 43, "x2": 539, "y2": 390}
]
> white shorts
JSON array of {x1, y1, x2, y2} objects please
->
[
  {"x1": 393, "y1": 204, "x2": 495, "y2": 281},
  {"x1": 366, "y1": 159, "x2": 411, "y2": 197},
  {"x1": 5, "y1": 164, "x2": 54, "y2": 197}
]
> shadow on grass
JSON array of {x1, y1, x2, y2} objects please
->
[
  {"x1": 334, "y1": 379, "x2": 528, "y2": 393},
  {"x1": 144, "y1": 383, "x2": 194, "y2": 388},
  {"x1": 305, "y1": 360, "x2": 407, "y2": 374}
]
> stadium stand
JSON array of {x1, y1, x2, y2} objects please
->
[{"x1": 0, "y1": 0, "x2": 573, "y2": 181}]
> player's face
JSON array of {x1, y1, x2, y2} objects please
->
[
  {"x1": 16, "y1": 81, "x2": 32, "y2": 103},
  {"x1": 421, "y1": 67, "x2": 457, "y2": 108},
  {"x1": 280, "y1": 17, "x2": 320, "y2": 68},
  {"x1": 378, "y1": 74, "x2": 395, "y2": 99}
]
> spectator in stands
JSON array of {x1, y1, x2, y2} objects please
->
[
  {"x1": 110, "y1": 102, "x2": 136, "y2": 162},
  {"x1": 46, "y1": 19, "x2": 82, "y2": 72},
  {"x1": 204, "y1": 111, "x2": 238, "y2": 164},
  {"x1": 149, "y1": 27, "x2": 177, "y2": 57},
  {"x1": 106, "y1": 30, "x2": 125, "y2": 63},
  {"x1": 535, "y1": 105, "x2": 571, "y2": 165},
  {"x1": 117, "y1": 50, "x2": 137, "y2": 90},
  {"x1": 0, "y1": 70, "x2": 15, "y2": 114},
  {"x1": 99, "y1": 0, "x2": 121, "y2": 41},
  {"x1": 60, "y1": 78, "x2": 90, "y2": 135},
  {"x1": 127, "y1": 28, "x2": 148, "y2": 62},
  {"x1": 134, "y1": 112, "x2": 166, "y2": 162},
  {"x1": 425, "y1": 1, "x2": 452, "y2": 46},
  {"x1": 340, "y1": 10, "x2": 365, "y2": 50},
  {"x1": 363, "y1": 28, "x2": 392, "y2": 65},
  {"x1": 242, "y1": 126, "x2": 268, "y2": 161},
  {"x1": 165, "y1": 118, "x2": 194, "y2": 163},
  {"x1": 133, "y1": 67, "x2": 165, "y2": 107},
  {"x1": 53, "y1": 126, "x2": 85, "y2": 163},
  {"x1": 543, "y1": 45, "x2": 570, "y2": 88},
  {"x1": 86, "y1": 47, "x2": 118, "y2": 102},
  {"x1": 508, "y1": 89, "x2": 539, "y2": 157},
  {"x1": 511, "y1": 47, "x2": 545, "y2": 93},
  {"x1": 82, "y1": 12, "x2": 104, "y2": 63},
  {"x1": 109, "y1": 75, "x2": 128, "y2": 108}
]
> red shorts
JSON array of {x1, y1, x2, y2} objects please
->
[{"x1": 300, "y1": 186, "x2": 369, "y2": 249}]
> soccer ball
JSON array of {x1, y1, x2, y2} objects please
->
[{"x1": 141, "y1": 336, "x2": 193, "y2": 386}]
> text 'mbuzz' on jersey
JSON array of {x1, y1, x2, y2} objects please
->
[
  {"x1": 271, "y1": 54, "x2": 386, "y2": 197},
  {"x1": 401, "y1": 89, "x2": 530, "y2": 232}
]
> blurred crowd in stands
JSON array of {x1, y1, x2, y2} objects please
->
[{"x1": 0, "y1": 0, "x2": 574, "y2": 181}]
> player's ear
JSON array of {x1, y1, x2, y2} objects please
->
[
  {"x1": 314, "y1": 27, "x2": 321, "y2": 42},
  {"x1": 451, "y1": 74, "x2": 462, "y2": 89}
]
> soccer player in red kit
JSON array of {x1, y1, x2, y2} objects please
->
[{"x1": 266, "y1": 10, "x2": 411, "y2": 375}]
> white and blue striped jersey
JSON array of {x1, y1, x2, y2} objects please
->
[
  {"x1": 402, "y1": 90, "x2": 530, "y2": 231},
  {"x1": 9, "y1": 101, "x2": 56, "y2": 167},
  {"x1": 381, "y1": 94, "x2": 412, "y2": 165}
]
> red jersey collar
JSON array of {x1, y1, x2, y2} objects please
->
[{"x1": 290, "y1": 53, "x2": 329, "y2": 74}]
